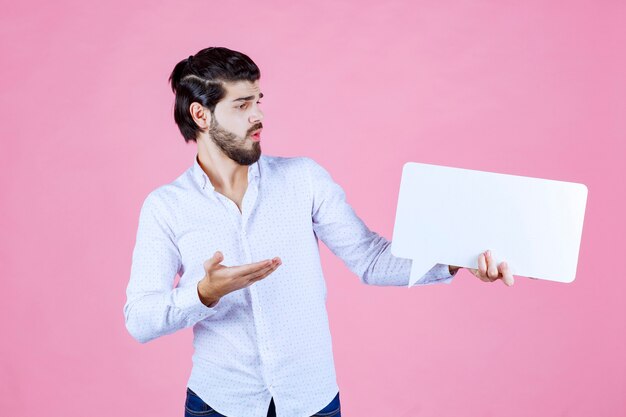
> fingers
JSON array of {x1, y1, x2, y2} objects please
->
[
  {"x1": 478, "y1": 252, "x2": 488, "y2": 277},
  {"x1": 204, "y1": 252, "x2": 282, "y2": 282},
  {"x1": 224, "y1": 257, "x2": 279, "y2": 277},
  {"x1": 203, "y1": 251, "x2": 224, "y2": 272},
  {"x1": 498, "y1": 261, "x2": 515, "y2": 286},
  {"x1": 476, "y1": 252, "x2": 494, "y2": 282},
  {"x1": 477, "y1": 250, "x2": 514, "y2": 287},
  {"x1": 485, "y1": 250, "x2": 499, "y2": 280},
  {"x1": 242, "y1": 258, "x2": 282, "y2": 282}
]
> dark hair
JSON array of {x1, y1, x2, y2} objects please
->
[{"x1": 168, "y1": 47, "x2": 261, "y2": 143}]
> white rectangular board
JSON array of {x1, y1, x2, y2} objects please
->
[{"x1": 390, "y1": 162, "x2": 588, "y2": 287}]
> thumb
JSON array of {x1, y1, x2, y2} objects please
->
[{"x1": 203, "y1": 251, "x2": 223, "y2": 271}]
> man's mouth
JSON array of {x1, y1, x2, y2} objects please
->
[{"x1": 250, "y1": 129, "x2": 262, "y2": 142}]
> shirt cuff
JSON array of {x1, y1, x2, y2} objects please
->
[
  {"x1": 174, "y1": 281, "x2": 220, "y2": 322},
  {"x1": 417, "y1": 263, "x2": 458, "y2": 285}
]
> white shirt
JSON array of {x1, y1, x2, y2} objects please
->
[{"x1": 124, "y1": 153, "x2": 456, "y2": 417}]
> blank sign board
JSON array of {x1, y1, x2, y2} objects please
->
[{"x1": 390, "y1": 162, "x2": 588, "y2": 287}]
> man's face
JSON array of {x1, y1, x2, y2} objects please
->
[{"x1": 208, "y1": 79, "x2": 264, "y2": 166}]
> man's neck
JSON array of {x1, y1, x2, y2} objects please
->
[{"x1": 196, "y1": 140, "x2": 248, "y2": 193}]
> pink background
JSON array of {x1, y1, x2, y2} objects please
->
[{"x1": 1, "y1": 0, "x2": 624, "y2": 415}]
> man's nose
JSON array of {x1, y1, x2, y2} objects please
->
[{"x1": 249, "y1": 109, "x2": 264, "y2": 124}]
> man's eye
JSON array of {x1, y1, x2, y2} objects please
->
[{"x1": 238, "y1": 101, "x2": 262, "y2": 109}]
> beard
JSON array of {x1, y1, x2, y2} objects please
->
[{"x1": 208, "y1": 113, "x2": 262, "y2": 166}]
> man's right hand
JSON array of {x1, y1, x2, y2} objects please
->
[{"x1": 197, "y1": 251, "x2": 282, "y2": 307}]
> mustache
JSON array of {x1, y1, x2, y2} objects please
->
[{"x1": 247, "y1": 123, "x2": 263, "y2": 136}]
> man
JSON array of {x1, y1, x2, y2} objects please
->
[{"x1": 123, "y1": 47, "x2": 515, "y2": 417}]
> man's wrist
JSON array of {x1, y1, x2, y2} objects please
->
[
  {"x1": 197, "y1": 281, "x2": 221, "y2": 308},
  {"x1": 448, "y1": 265, "x2": 461, "y2": 275}
]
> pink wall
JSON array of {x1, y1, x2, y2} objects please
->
[{"x1": 1, "y1": 0, "x2": 624, "y2": 415}]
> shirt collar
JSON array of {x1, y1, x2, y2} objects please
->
[{"x1": 192, "y1": 154, "x2": 260, "y2": 192}]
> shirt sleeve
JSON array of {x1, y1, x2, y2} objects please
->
[
  {"x1": 123, "y1": 191, "x2": 218, "y2": 344},
  {"x1": 305, "y1": 157, "x2": 458, "y2": 287}
]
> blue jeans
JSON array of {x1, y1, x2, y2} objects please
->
[{"x1": 184, "y1": 387, "x2": 341, "y2": 417}]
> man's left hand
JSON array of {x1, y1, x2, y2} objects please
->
[{"x1": 449, "y1": 250, "x2": 515, "y2": 287}]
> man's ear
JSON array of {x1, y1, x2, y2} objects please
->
[{"x1": 189, "y1": 102, "x2": 210, "y2": 130}]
